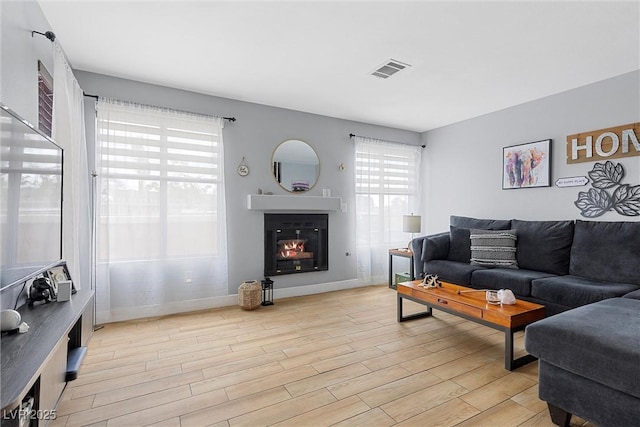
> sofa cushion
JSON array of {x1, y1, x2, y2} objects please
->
[
  {"x1": 570, "y1": 220, "x2": 640, "y2": 286},
  {"x1": 469, "y1": 229, "x2": 518, "y2": 268},
  {"x1": 531, "y1": 275, "x2": 640, "y2": 308},
  {"x1": 424, "y1": 260, "x2": 484, "y2": 286},
  {"x1": 471, "y1": 268, "x2": 556, "y2": 296},
  {"x1": 525, "y1": 298, "x2": 640, "y2": 400},
  {"x1": 450, "y1": 215, "x2": 512, "y2": 230},
  {"x1": 421, "y1": 233, "x2": 450, "y2": 262},
  {"x1": 448, "y1": 226, "x2": 472, "y2": 263},
  {"x1": 512, "y1": 219, "x2": 574, "y2": 275}
]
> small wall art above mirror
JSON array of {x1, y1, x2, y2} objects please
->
[{"x1": 272, "y1": 139, "x2": 320, "y2": 193}]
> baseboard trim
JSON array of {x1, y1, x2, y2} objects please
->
[
  {"x1": 97, "y1": 294, "x2": 238, "y2": 324},
  {"x1": 98, "y1": 279, "x2": 374, "y2": 324},
  {"x1": 274, "y1": 279, "x2": 365, "y2": 299}
]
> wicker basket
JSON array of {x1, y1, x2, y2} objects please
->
[{"x1": 238, "y1": 280, "x2": 261, "y2": 310}]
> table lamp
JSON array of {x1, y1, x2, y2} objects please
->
[{"x1": 402, "y1": 214, "x2": 421, "y2": 250}]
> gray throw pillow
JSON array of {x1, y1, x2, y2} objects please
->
[
  {"x1": 422, "y1": 234, "x2": 450, "y2": 262},
  {"x1": 470, "y1": 229, "x2": 518, "y2": 269},
  {"x1": 512, "y1": 219, "x2": 574, "y2": 275},
  {"x1": 570, "y1": 220, "x2": 640, "y2": 285},
  {"x1": 448, "y1": 226, "x2": 472, "y2": 262}
]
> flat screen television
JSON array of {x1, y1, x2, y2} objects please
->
[{"x1": 0, "y1": 103, "x2": 63, "y2": 291}]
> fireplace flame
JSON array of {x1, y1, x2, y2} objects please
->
[
  {"x1": 283, "y1": 240, "x2": 305, "y2": 252},
  {"x1": 277, "y1": 239, "x2": 312, "y2": 260}
]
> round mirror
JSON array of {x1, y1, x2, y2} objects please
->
[{"x1": 272, "y1": 139, "x2": 320, "y2": 193}]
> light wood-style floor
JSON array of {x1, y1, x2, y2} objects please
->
[{"x1": 51, "y1": 285, "x2": 594, "y2": 427}]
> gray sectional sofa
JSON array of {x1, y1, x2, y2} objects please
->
[
  {"x1": 411, "y1": 215, "x2": 640, "y2": 315},
  {"x1": 412, "y1": 215, "x2": 640, "y2": 426}
]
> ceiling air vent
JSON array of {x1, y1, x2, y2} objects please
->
[{"x1": 371, "y1": 59, "x2": 411, "y2": 79}]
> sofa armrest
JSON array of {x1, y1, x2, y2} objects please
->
[{"x1": 411, "y1": 232, "x2": 450, "y2": 278}]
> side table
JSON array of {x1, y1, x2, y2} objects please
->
[{"x1": 388, "y1": 248, "x2": 414, "y2": 289}]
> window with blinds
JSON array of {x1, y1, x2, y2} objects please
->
[
  {"x1": 96, "y1": 101, "x2": 225, "y2": 261},
  {"x1": 355, "y1": 144, "x2": 420, "y2": 196},
  {"x1": 37, "y1": 61, "x2": 53, "y2": 137},
  {"x1": 354, "y1": 137, "x2": 422, "y2": 282}
]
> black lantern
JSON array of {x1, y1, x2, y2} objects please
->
[{"x1": 261, "y1": 277, "x2": 274, "y2": 306}]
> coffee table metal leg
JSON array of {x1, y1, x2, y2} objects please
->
[
  {"x1": 397, "y1": 294, "x2": 432, "y2": 322},
  {"x1": 505, "y1": 329, "x2": 537, "y2": 371}
]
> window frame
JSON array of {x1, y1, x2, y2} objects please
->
[{"x1": 37, "y1": 61, "x2": 54, "y2": 137}]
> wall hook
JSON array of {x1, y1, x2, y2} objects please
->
[{"x1": 32, "y1": 30, "x2": 56, "y2": 42}]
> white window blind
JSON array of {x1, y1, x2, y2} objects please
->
[
  {"x1": 355, "y1": 137, "x2": 421, "y2": 284},
  {"x1": 95, "y1": 99, "x2": 228, "y2": 323},
  {"x1": 37, "y1": 61, "x2": 54, "y2": 137}
]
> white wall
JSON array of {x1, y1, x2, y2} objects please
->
[
  {"x1": 75, "y1": 71, "x2": 421, "y2": 295},
  {"x1": 0, "y1": 0, "x2": 54, "y2": 124},
  {"x1": 421, "y1": 70, "x2": 640, "y2": 234}
]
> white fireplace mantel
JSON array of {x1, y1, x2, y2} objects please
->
[{"x1": 247, "y1": 194, "x2": 342, "y2": 211}]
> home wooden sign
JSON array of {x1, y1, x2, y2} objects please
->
[{"x1": 566, "y1": 122, "x2": 640, "y2": 164}]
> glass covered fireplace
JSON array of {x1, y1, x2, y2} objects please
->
[{"x1": 264, "y1": 213, "x2": 328, "y2": 276}]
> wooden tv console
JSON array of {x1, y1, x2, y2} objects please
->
[{"x1": 1, "y1": 290, "x2": 94, "y2": 426}]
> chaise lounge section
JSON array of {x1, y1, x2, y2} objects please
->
[{"x1": 524, "y1": 297, "x2": 640, "y2": 427}]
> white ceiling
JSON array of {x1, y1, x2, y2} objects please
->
[{"x1": 38, "y1": 1, "x2": 640, "y2": 133}]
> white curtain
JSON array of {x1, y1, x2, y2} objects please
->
[
  {"x1": 52, "y1": 42, "x2": 91, "y2": 290},
  {"x1": 95, "y1": 99, "x2": 227, "y2": 323},
  {"x1": 354, "y1": 137, "x2": 422, "y2": 284}
]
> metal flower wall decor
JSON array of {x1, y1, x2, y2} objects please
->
[{"x1": 575, "y1": 161, "x2": 640, "y2": 217}]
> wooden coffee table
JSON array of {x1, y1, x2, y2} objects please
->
[{"x1": 397, "y1": 280, "x2": 545, "y2": 370}]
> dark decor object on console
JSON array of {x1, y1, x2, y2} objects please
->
[
  {"x1": 27, "y1": 277, "x2": 55, "y2": 306},
  {"x1": 264, "y1": 214, "x2": 328, "y2": 276},
  {"x1": 411, "y1": 215, "x2": 640, "y2": 315}
]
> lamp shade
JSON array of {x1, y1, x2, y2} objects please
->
[{"x1": 402, "y1": 214, "x2": 421, "y2": 233}]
